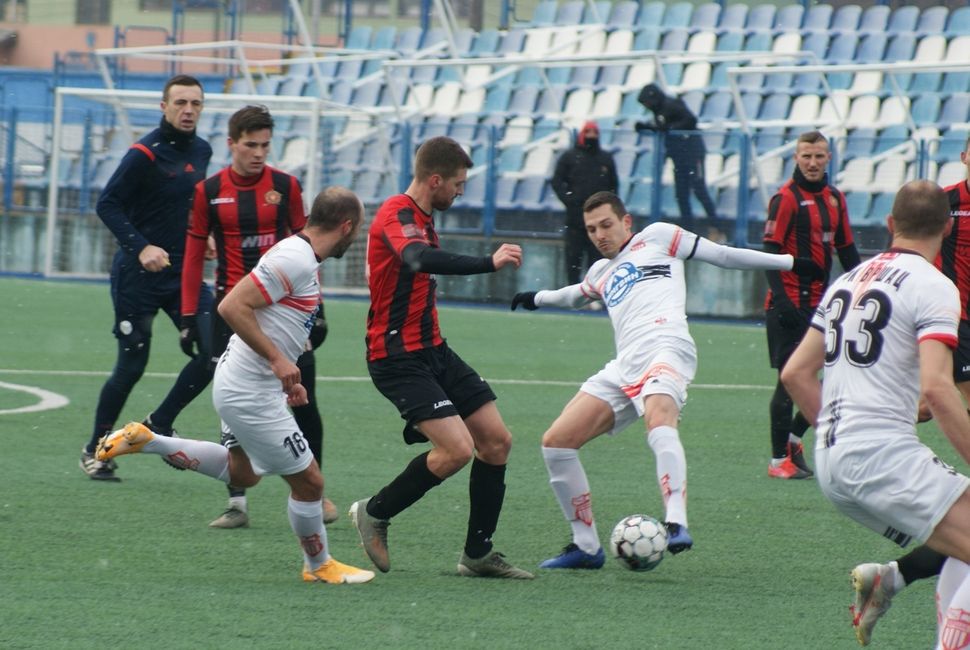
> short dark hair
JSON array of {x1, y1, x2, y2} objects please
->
[
  {"x1": 583, "y1": 190, "x2": 627, "y2": 218},
  {"x1": 228, "y1": 105, "x2": 274, "y2": 141},
  {"x1": 891, "y1": 180, "x2": 950, "y2": 239},
  {"x1": 797, "y1": 130, "x2": 827, "y2": 146},
  {"x1": 413, "y1": 136, "x2": 473, "y2": 182},
  {"x1": 162, "y1": 74, "x2": 203, "y2": 102},
  {"x1": 308, "y1": 186, "x2": 363, "y2": 231}
]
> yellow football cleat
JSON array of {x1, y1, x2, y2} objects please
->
[
  {"x1": 303, "y1": 558, "x2": 376, "y2": 584},
  {"x1": 95, "y1": 422, "x2": 155, "y2": 462}
]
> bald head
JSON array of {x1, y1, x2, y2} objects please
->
[
  {"x1": 890, "y1": 180, "x2": 950, "y2": 239},
  {"x1": 307, "y1": 186, "x2": 363, "y2": 232}
]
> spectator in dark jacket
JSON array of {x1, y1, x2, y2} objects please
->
[
  {"x1": 636, "y1": 83, "x2": 723, "y2": 239},
  {"x1": 552, "y1": 121, "x2": 619, "y2": 284}
]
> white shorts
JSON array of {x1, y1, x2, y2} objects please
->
[
  {"x1": 816, "y1": 436, "x2": 970, "y2": 547},
  {"x1": 580, "y1": 341, "x2": 697, "y2": 435},
  {"x1": 212, "y1": 366, "x2": 313, "y2": 477}
]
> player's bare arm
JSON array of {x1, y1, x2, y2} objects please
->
[
  {"x1": 218, "y1": 274, "x2": 302, "y2": 393},
  {"x1": 920, "y1": 338, "x2": 970, "y2": 464},
  {"x1": 780, "y1": 327, "x2": 825, "y2": 426}
]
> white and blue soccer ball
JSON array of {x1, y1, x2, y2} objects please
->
[{"x1": 609, "y1": 514, "x2": 668, "y2": 572}]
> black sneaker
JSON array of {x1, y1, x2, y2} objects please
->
[
  {"x1": 787, "y1": 440, "x2": 814, "y2": 477},
  {"x1": 79, "y1": 447, "x2": 120, "y2": 481},
  {"x1": 664, "y1": 522, "x2": 693, "y2": 555},
  {"x1": 142, "y1": 415, "x2": 186, "y2": 471}
]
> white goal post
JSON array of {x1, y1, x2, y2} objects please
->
[{"x1": 44, "y1": 87, "x2": 326, "y2": 279}]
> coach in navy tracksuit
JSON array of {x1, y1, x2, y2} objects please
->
[{"x1": 80, "y1": 74, "x2": 214, "y2": 481}]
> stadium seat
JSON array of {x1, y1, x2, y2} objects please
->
[
  {"x1": 772, "y1": 32, "x2": 801, "y2": 55},
  {"x1": 843, "y1": 191, "x2": 871, "y2": 224},
  {"x1": 883, "y1": 34, "x2": 916, "y2": 63},
  {"x1": 636, "y1": 1, "x2": 666, "y2": 30},
  {"x1": 663, "y1": 2, "x2": 693, "y2": 29},
  {"x1": 843, "y1": 128, "x2": 876, "y2": 160},
  {"x1": 915, "y1": 35, "x2": 947, "y2": 63},
  {"x1": 513, "y1": 175, "x2": 549, "y2": 211},
  {"x1": 460, "y1": 172, "x2": 486, "y2": 209},
  {"x1": 450, "y1": 114, "x2": 480, "y2": 142},
  {"x1": 591, "y1": 88, "x2": 622, "y2": 118},
  {"x1": 633, "y1": 27, "x2": 661, "y2": 51},
  {"x1": 662, "y1": 63, "x2": 684, "y2": 87},
  {"x1": 494, "y1": 175, "x2": 518, "y2": 210},
  {"x1": 597, "y1": 64, "x2": 627, "y2": 88},
  {"x1": 737, "y1": 92, "x2": 762, "y2": 121},
  {"x1": 717, "y1": 4, "x2": 747, "y2": 33},
  {"x1": 909, "y1": 71, "x2": 941, "y2": 94},
  {"x1": 680, "y1": 90, "x2": 704, "y2": 117},
  {"x1": 839, "y1": 158, "x2": 874, "y2": 192},
  {"x1": 605, "y1": 29, "x2": 634, "y2": 55},
  {"x1": 858, "y1": 5, "x2": 890, "y2": 34},
  {"x1": 420, "y1": 115, "x2": 451, "y2": 140},
  {"x1": 716, "y1": 31, "x2": 744, "y2": 53},
  {"x1": 875, "y1": 125, "x2": 909, "y2": 155},
  {"x1": 845, "y1": 96, "x2": 879, "y2": 128},
  {"x1": 352, "y1": 79, "x2": 382, "y2": 108},
  {"x1": 556, "y1": 1, "x2": 585, "y2": 25},
  {"x1": 661, "y1": 28, "x2": 690, "y2": 52},
  {"x1": 626, "y1": 180, "x2": 655, "y2": 217},
  {"x1": 471, "y1": 28, "x2": 501, "y2": 56},
  {"x1": 759, "y1": 93, "x2": 791, "y2": 121},
  {"x1": 745, "y1": 4, "x2": 776, "y2": 33},
  {"x1": 939, "y1": 160, "x2": 967, "y2": 186},
  {"x1": 701, "y1": 91, "x2": 732, "y2": 121},
  {"x1": 773, "y1": 4, "x2": 803, "y2": 32},
  {"x1": 613, "y1": 149, "x2": 637, "y2": 178},
  {"x1": 912, "y1": 94, "x2": 941, "y2": 126},
  {"x1": 855, "y1": 33, "x2": 887, "y2": 64},
  {"x1": 620, "y1": 87, "x2": 648, "y2": 117},
  {"x1": 946, "y1": 35, "x2": 970, "y2": 63},
  {"x1": 569, "y1": 63, "x2": 598, "y2": 89},
  {"x1": 936, "y1": 128, "x2": 969, "y2": 162},
  {"x1": 563, "y1": 88, "x2": 594, "y2": 123},
  {"x1": 328, "y1": 79, "x2": 354, "y2": 105},
  {"x1": 500, "y1": 115, "x2": 533, "y2": 147},
  {"x1": 484, "y1": 86, "x2": 511, "y2": 114},
  {"x1": 848, "y1": 71, "x2": 883, "y2": 96},
  {"x1": 508, "y1": 87, "x2": 539, "y2": 116},
  {"x1": 827, "y1": 33, "x2": 859, "y2": 63},
  {"x1": 497, "y1": 29, "x2": 527, "y2": 55},
  {"x1": 793, "y1": 71, "x2": 823, "y2": 94},
  {"x1": 868, "y1": 192, "x2": 894, "y2": 222},
  {"x1": 691, "y1": 3, "x2": 721, "y2": 32},
  {"x1": 344, "y1": 25, "x2": 371, "y2": 50},
  {"x1": 530, "y1": 0, "x2": 557, "y2": 26},
  {"x1": 755, "y1": 126, "x2": 785, "y2": 153},
  {"x1": 887, "y1": 6, "x2": 919, "y2": 34},
  {"x1": 830, "y1": 5, "x2": 862, "y2": 34},
  {"x1": 608, "y1": 1, "x2": 640, "y2": 28},
  {"x1": 915, "y1": 7, "x2": 949, "y2": 36},
  {"x1": 943, "y1": 71, "x2": 970, "y2": 94},
  {"x1": 744, "y1": 32, "x2": 772, "y2": 52},
  {"x1": 395, "y1": 26, "x2": 423, "y2": 54},
  {"x1": 584, "y1": 1, "x2": 612, "y2": 24},
  {"x1": 803, "y1": 4, "x2": 833, "y2": 33},
  {"x1": 946, "y1": 6, "x2": 970, "y2": 38},
  {"x1": 801, "y1": 32, "x2": 830, "y2": 61},
  {"x1": 687, "y1": 31, "x2": 717, "y2": 54},
  {"x1": 789, "y1": 94, "x2": 821, "y2": 124},
  {"x1": 939, "y1": 95, "x2": 970, "y2": 127},
  {"x1": 680, "y1": 62, "x2": 711, "y2": 90},
  {"x1": 876, "y1": 96, "x2": 910, "y2": 128},
  {"x1": 370, "y1": 25, "x2": 397, "y2": 51}
]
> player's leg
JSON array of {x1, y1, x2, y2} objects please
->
[
  {"x1": 292, "y1": 349, "x2": 337, "y2": 523},
  {"x1": 144, "y1": 284, "x2": 214, "y2": 432},
  {"x1": 765, "y1": 316, "x2": 813, "y2": 479},
  {"x1": 82, "y1": 310, "x2": 155, "y2": 481},
  {"x1": 925, "y1": 490, "x2": 970, "y2": 565},
  {"x1": 539, "y1": 390, "x2": 616, "y2": 569}
]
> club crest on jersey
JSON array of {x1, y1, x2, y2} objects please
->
[
  {"x1": 604, "y1": 262, "x2": 640, "y2": 307},
  {"x1": 265, "y1": 190, "x2": 282, "y2": 205},
  {"x1": 829, "y1": 195, "x2": 839, "y2": 208}
]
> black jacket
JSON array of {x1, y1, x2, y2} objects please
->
[{"x1": 551, "y1": 143, "x2": 618, "y2": 215}]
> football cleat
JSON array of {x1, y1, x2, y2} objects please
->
[
  {"x1": 142, "y1": 416, "x2": 186, "y2": 471},
  {"x1": 539, "y1": 543, "x2": 605, "y2": 569},
  {"x1": 349, "y1": 499, "x2": 390, "y2": 572},
  {"x1": 664, "y1": 522, "x2": 693, "y2": 554},
  {"x1": 96, "y1": 422, "x2": 155, "y2": 462},
  {"x1": 768, "y1": 457, "x2": 812, "y2": 480},
  {"x1": 458, "y1": 551, "x2": 535, "y2": 579},
  {"x1": 209, "y1": 505, "x2": 249, "y2": 529},
  {"x1": 787, "y1": 440, "x2": 814, "y2": 477},
  {"x1": 79, "y1": 448, "x2": 120, "y2": 482},
  {"x1": 851, "y1": 563, "x2": 895, "y2": 646},
  {"x1": 303, "y1": 558, "x2": 375, "y2": 584},
  {"x1": 323, "y1": 497, "x2": 339, "y2": 525}
]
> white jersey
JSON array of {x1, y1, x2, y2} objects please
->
[
  {"x1": 813, "y1": 249, "x2": 959, "y2": 448},
  {"x1": 219, "y1": 234, "x2": 321, "y2": 379}
]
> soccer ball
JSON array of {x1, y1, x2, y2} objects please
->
[{"x1": 609, "y1": 514, "x2": 668, "y2": 572}]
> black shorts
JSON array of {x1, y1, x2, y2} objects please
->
[
  {"x1": 954, "y1": 320, "x2": 970, "y2": 384},
  {"x1": 765, "y1": 305, "x2": 813, "y2": 369},
  {"x1": 368, "y1": 342, "x2": 497, "y2": 444}
]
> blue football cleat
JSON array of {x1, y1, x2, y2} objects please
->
[
  {"x1": 539, "y1": 543, "x2": 605, "y2": 569},
  {"x1": 664, "y1": 522, "x2": 693, "y2": 554}
]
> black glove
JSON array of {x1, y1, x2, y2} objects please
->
[
  {"x1": 308, "y1": 303, "x2": 328, "y2": 349},
  {"x1": 511, "y1": 291, "x2": 538, "y2": 311},
  {"x1": 791, "y1": 257, "x2": 826, "y2": 281},
  {"x1": 775, "y1": 301, "x2": 809, "y2": 330},
  {"x1": 179, "y1": 315, "x2": 199, "y2": 359},
  {"x1": 634, "y1": 121, "x2": 655, "y2": 132}
]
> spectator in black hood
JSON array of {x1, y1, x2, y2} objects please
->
[
  {"x1": 551, "y1": 121, "x2": 619, "y2": 284},
  {"x1": 636, "y1": 83, "x2": 724, "y2": 240}
]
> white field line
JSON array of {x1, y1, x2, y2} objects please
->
[{"x1": 0, "y1": 380, "x2": 71, "y2": 414}]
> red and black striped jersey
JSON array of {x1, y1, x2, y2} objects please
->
[
  {"x1": 763, "y1": 178, "x2": 855, "y2": 309},
  {"x1": 365, "y1": 194, "x2": 443, "y2": 361},
  {"x1": 940, "y1": 179, "x2": 970, "y2": 320},
  {"x1": 182, "y1": 165, "x2": 305, "y2": 315}
]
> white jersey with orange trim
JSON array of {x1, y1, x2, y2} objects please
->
[
  {"x1": 812, "y1": 249, "x2": 960, "y2": 448},
  {"x1": 218, "y1": 233, "x2": 321, "y2": 379}
]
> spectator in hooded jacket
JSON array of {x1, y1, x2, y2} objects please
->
[{"x1": 551, "y1": 121, "x2": 619, "y2": 284}]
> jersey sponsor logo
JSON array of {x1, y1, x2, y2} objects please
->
[
  {"x1": 630, "y1": 241, "x2": 645, "y2": 251},
  {"x1": 604, "y1": 262, "x2": 671, "y2": 307},
  {"x1": 433, "y1": 399, "x2": 453, "y2": 410},
  {"x1": 241, "y1": 233, "x2": 279, "y2": 249},
  {"x1": 265, "y1": 190, "x2": 282, "y2": 205},
  {"x1": 800, "y1": 200, "x2": 814, "y2": 206},
  {"x1": 401, "y1": 223, "x2": 423, "y2": 239},
  {"x1": 210, "y1": 197, "x2": 235, "y2": 205},
  {"x1": 952, "y1": 210, "x2": 970, "y2": 217}
]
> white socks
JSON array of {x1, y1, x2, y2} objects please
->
[
  {"x1": 143, "y1": 436, "x2": 230, "y2": 482},
  {"x1": 288, "y1": 496, "x2": 329, "y2": 571},
  {"x1": 542, "y1": 446, "x2": 601, "y2": 554},
  {"x1": 648, "y1": 425, "x2": 688, "y2": 528}
]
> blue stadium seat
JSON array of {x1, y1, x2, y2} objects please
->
[
  {"x1": 858, "y1": 5, "x2": 890, "y2": 34},
  {"x1": 855, "y1": 33, "x2": 887, "y2": 64},
  {"x1": 759, "y1": 93, "x2": 791, "y2": 120},
  {"x1": 843, "y1": 128, "x2": 876, "y2": 160},
  {"x1": 536, "y1": 87, "x2": 565, "y2": 114},
  {"x1": 661, "y1": 28, "x2": 689, "y2": 52},
  {"x1": 557, "y1": 1, "x2": 585, "y2": 25},
  {"x1": 371, "y1": 26, "x2": 396, "y2": 51},
  {"x1": 495, "y1": 175, "x2": 518, "y2": 210},
  {"x1": 352, "y1": 79, "x2": 382, "y2": 107},
  {"x1": 471, "y1": 28, "x2": 500, "y2": 56},
  {"x1": 736, "y1": 92, "x2": 762, "y2": 121},
  {"x1": 875, "y1": 125, "x2": 909, "y2": 154},
  {"x1": 626, "y1": 180, "x2": 655, "y2": 217},
  {"x1": 663, "y1": 2, "x2": 693, "y2": 29},
  {"x1": 331, "y1": 144, "x2": 361, "y2": 170},
  {"x1": 793, "y1": 72, "x2": 823, "y2": 94},
  {"x1": 756, "y1": 126, "x2": 785, "y2": 153},
  {"x1": 531, "y1": 0, "x2": 557, "y2": 26},
  {"x1": 662, "y1": 64, "x2": 684, "y2": 87},
  {"x1": 598, "y1": 64, "x2": 627, "y2": 87},
  {"x1": 801, "y1": 32, "x2": 830, "y2": 61},
  {"x1": 883, "y1": 34, "x2": 916, "y2": 63},
  {"x1": 910, "y1": 71, "x2": 941, "y2": 94},
  {"x1": 744, "y1": 32, "x2": 772, "y2": 52},
  {"x1": 613, "y1": 149, "x2": 637, "y2": 178},
  {"x1": 570, "y1": 64, "x2": 598, "y2": 88},
  {"x1": 514, "y1": 176, "x2": 549, "y2": 211},
  {"x1": 584, "y1": 1, "x2": 612, "y2": 24},
  {"x1": 830, "y1": 5, "x2": 862, "y2": 34},
  {"x1": 869, "y1": 192, "x2": 894, "y2": 223},
  {"x1": 946, "y1": 6, "x2": 970, "y2": 37},
  {"x1": 691, "y1": 3, "x2": 721, "y2": 31},
  {"x1": 701, "y1": 91, "x2": 732, "y2": 121},
  {"x1": 608, "y1": 1, "x2": 640, "y2": 28},
  {"x1": 827, "y1": 33, "x2": 858, "y2": 63},
  {"x1": 395, "y1": 26, "x2": 423, "y2": 54},
  {"x1": 681, "y1": 90, "x2": 704, "y2": 117},
  {"x1": 345, "y1": 25, "x2": 372, "y2": 50},
  {"x1": 451, "y1": 114, "x2": 480, "y2": 143},
  {"x1": 746, "y1": 4, "x2": 776, "y2": 33},
  {"x1": 497, "y1": 29, "x2": 527, "y2": 54},
  {"x1": 514, "y1": 66, "x2": 544, "y2": 87},
  {"x1": 420, "y1": 115, "x2": 451, "y2": 139},
  {"x1": 887, "y1": 6, "x2": 919, "y2": 34},
  {"x1": 498, "y1": 145, "x2": 525, "y2": 174},
  {"x1": 620, "y1": 90, "x2": 643, "y2": 118},
  {"x1": 716, "y1": 31, "x2": 744, "y2": 52},
  {"x1": 507, "y1": 87, "x2": 539, "y2": 115},
  {"x1": 636, "y1": 1, "x2": 666, "y2": 29},
  {"x1": 939, "y1": 95, "x2": 970, "y2": 128},
  {"x1": 844, "y1": 191, "x2": 871, "y2": 223},
  {"x1": 329, "y1": 79, "x2": 354, "y2": 105},
  {"x1": 736, "y1": 70, "x2": 765, "y2": 91},
  {"x1": 717, "y1": 4, "x2": 747, "y2": 33},
  {"x1": 915, "y1": 7, "x2": 948, "y2": 36},
  {"x1": 912, "y1": 95, "x2": 941, "y2": 125},
  {"x1": 611, "y1": 120, "x2": 641, "y2": 150},
  {"x1": 943, "y1": 72, "x2": 970, "y2": 94},
  {"x1": 533, "y1": 116, "x2": 561, "y2": 141},
  {"x1": 461, "y1": 173, "x2": 486, "y2": 208},
  {"x1": 633, "y1": 27, "x2": 661, "y2": 51},
  {"x1": 484, "y1": 85, "x2": 510, "y2": 114},
  {"x1": 803, "y1": 4, "x2": 833, "y2": 33},
  {"x1": 773, "y1": 5, "x2": 803, "y2": 32},
  {"x1": 354, "y1": 170, "x2": 383, "y2": 204},
  {"x1": 938, "y1": 128, "x2": 970, "y2": 162}
]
